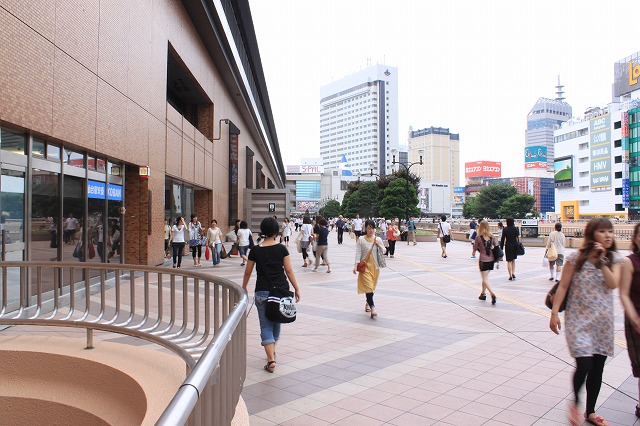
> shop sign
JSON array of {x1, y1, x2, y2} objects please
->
[{"x1": 88, "y1": 180, "x2": 123, "y2": 201}]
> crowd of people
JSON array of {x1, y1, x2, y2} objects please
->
[{"x1": 167, "y1": 213, "x2": 640, "y2": 424}]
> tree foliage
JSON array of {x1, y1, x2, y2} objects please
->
[
  {"x1": 341, "y1": 181, "x2": 379, "y2": 218},
  {"x1": 497, "y1": 194, "x2": 536, "y2": 219},
  {"x1": 463, "y1": 184, "x2": 518, "y2": 218},
  {"x1": 378, "y1": 178, "x2": 419, "y2": 220},
  {"x1": 319, "y1": 199, "x2": 341, "y2": 218}
]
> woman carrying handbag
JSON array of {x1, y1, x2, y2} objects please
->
[{"x1": 353, "y1": 219, "x2": 385, "y2": 318}]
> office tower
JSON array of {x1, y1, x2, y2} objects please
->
[
  {"x1": 408, "y1": 126, "x2": 460, "y2": 187},
  {"x1": 525, "y1": 78, "x2": 572, "y2": 170},
  {"x1": 320, "y1": 64, "x2": 399, "y2": 176}
]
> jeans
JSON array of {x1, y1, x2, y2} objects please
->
[
  {"x1": 255, "y1": 291, "x2": 280, "y2": 346},
  {"x1": 172, "y1": 242, "x2": 185, "y2": 267},
  {"x1": 212, "y1": 243, "x2": 221, "y2": 265},
  {"x1": 337, "y1": 229, "x2": 344, "y2": 244},
  {"x1": 239, "y1": 245, "x2": 249, "y2": 258}
]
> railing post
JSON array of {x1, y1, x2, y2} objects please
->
[{"x1": 85, "y1": 329, "x2": 94, "y2": 349}]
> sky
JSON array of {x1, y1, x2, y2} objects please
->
[{"x1": 249, "y1": 0, "x2": 639, "y2": 181}]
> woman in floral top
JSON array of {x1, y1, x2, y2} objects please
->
[{"x1": 550, "y1": 218, "x2": 622, "y2": 426}]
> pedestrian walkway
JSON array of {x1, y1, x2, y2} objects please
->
[{"x1": 221, "y1": 232, "x2": 639, "y2": 425}]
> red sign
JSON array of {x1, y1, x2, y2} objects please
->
[{"x1": 465, "y1": 161, "x2": 501, "y2": 178}]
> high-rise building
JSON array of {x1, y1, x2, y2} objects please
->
[
  {"x1": 525, "y1": 79, "x2": 572, "y2": 171},
  {"x1": 407, "y1": 126, "x2": 460, "y2": 197},
  {"x1": 320, "y1": 65, "x2": 399, "y2": 176}
]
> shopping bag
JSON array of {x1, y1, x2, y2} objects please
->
[
  {"x1": 205, "y1": 245, "x2": 210, "y2": 260},
  {"x1": 220, "y1": 244, "x2": 228, "y2": 259},
  {"x1": 88, "y1": 242, "x2": 95, "y2": 259},
  {"x1": 542, "y1": 257, "x2": 549, "y2": 268}
]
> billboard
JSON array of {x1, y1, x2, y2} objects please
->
[
  {"x1": 554, "y1": 156, "x2": 573, "y2": 188},
  {"x1": 464, "y1": 161, "x2": 501, "y2": 178},
  {"x1": 524, "y1": 146, "x2": 548, "y2": 169},
  {"x1": 296, "y1": 201, "x2": 319, "y2": 211},
  {"x1": 590, "y1": 114, "x2": 611, "y2": 191},
  {"x1": 613, "y1": 51, "x2": 640, "y2": 98},
  {"x1": 286, "y1": 165, "x2": 325, "y2": 174},
  {"x1": 453, "y1": 187, "x2": 465, "y2": 203}
]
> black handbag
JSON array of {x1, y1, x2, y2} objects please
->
[
  {"x1": 439, "y1": 223, "x2": 451, "y2": 243},
  {"x1": 492, "y1": 245, "x2": 503, "y2": 260},
  {"x1": 545, "y1": 282, "x2": 567, "y2": 312},
  {"x1": 266, "y1": 286, "x2": 296, "y2": 323},
  {"x1": 516, "y1": 239, "x2": 525, "y2": 256}
]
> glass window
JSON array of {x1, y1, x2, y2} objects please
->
[
  {"x1": 64, "y1": 149, "x2": 85, "y2": 169},
  {"x1": 32, "y1": 138, "x2": 46, "y2": 158},
  {"x1": 47, "y1": 144, "x2": 61, "y2": 161},
  {"x1": 1, "y1": 127, "x2": 25, "y2": 154},
  {"x1": 1, "y1": 169, "x2": 25, "y2": 250},
  {"x1": 108, "y1": 161, "x2": 121, "y2": 176},
  {"x1": 31, "y1": 169, "x2": 60, "y2": 292},
  {"x1": 87, "y1": 154, "x2": 97, "y2": 171},
  {"x1": 63, "y1": 176, "x2": 84, "y2": 261}
]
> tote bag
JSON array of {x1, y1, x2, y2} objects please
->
[
  {"x1": 266, "y1": 286, "x2": 296, "y2": 323},
  {"x1": 546, "y1": 238, "x2": 558, "y2": 262}
]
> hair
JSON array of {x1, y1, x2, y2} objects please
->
[
  {"x1": 175, "y1": 216, "x2": 183, "y2": 226},
  {"x1": 555, "y1": 222, "x2": 562, "y2": 231},
  {"x1": 478, "y1": 220, "x2": 492, "y2": 239},
  {"x1": 211, "y1": 219, "x2": 217, "y2": 225},
  {"x1": 364, "y1": 219, "x2": 376, "y2": 229},
  {"x1": 575, "y1": 218, "x2": 616, "y2": 271},
  {"x1": 303, "y1": 215, "x2": 312, "y2": 224},
  {"x1": 440, "y1": 215, "x2": 447, "y2": 222},
  {"x1": 315, "y1": 215, "x2": 324, "y2": 224},
  {"x1": 240, "y1": 220, "x2": 248, "y2": 229},
  {"x1": 506, "y1": 217, "x2": 515, "y2": 227},
  {"x1": 632, "y1": 223, "x2": 640, "y2": 256},
  {"x1": 191, "y1": 214, "x2": 197, "y2": 221},
  {"x1": 497, "y1": 221, "x2": 503, "y2": 229},
  {"x1": 318, "y1": 218, "x2": 328, "y2": 226},
  {"x1": 260, "y1": 217, "x2": 279, "y2": 238},
  {"x1": 284, "y1": 217, "x2": 289, "y2": 223}
]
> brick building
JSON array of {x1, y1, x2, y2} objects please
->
[{"x1": 0, "y1": 0, "x2": 284, "y2": 265}]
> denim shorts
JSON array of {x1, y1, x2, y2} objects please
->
[
  {"x1": 254, "y1": 291, "x2": 281, "y2": 346},
  {"x1": 239, "y1": 245, "x2": 249, "y2": 257}
]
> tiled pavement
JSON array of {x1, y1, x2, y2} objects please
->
[
  {"x1": 216, "y1": 232, "x2": 640, "y2": 426},
  {"x1": 3, "y1": 231, "x2": 640, "y2": 425}
]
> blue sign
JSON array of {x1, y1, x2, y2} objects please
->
[
  {"x1": 623, "y1": 178, "x2": 630, "y2": 208},
  {"x1": 88, "y1": 180, "x2": 123, "y2": 201},
  {"x1": 454, "y1": 186, "x2": 465, "y2": 194}
]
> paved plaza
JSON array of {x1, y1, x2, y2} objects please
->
[{"x1": 227, "y1": 232, "x2": 640, "y2": 426}]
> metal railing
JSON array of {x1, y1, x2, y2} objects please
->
[{"x1": 0, "y1": 261, "x2": 247, "y2": 426}]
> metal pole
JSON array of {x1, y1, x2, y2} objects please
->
[{"x1": 86, "y1": 329, "x2": 94, "y2": 349}]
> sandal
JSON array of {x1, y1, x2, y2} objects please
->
[
  {"x1": 585, "y1": 412, "x2": 609, "y2": 426},
  {"x1": 365, "y1": 303, "x2": 371, "y2": 312},
  {"x1": 264, "y1": 361, "x2": 276, "y2": 373},
  {"x1": 568, "y1": 404, "x2": 581, "y2": 426}
]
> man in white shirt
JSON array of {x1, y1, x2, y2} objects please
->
[
  {"x1": 352, "y1": 214, "x2": 363, "y2": 240},
  {"x1": 64, "y1": 213, "x2": 78, "y2": 245},
  {"x1": 438, "y1": 215, "x2": 452, "y2": 258}
]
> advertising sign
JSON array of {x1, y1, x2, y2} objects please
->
[
  {"x1": 286, "y1": 165, "x2": 325, "y2": 174},
  {"x1": 524, "y1": 146, "x2": 548, "y2": 169},
  {"x1": 296, "y1": 201, "x2": 319, "y2": 211},
  {"x1": 590, "y1": 114, "x2": 611, "y2": 191},
  {"x1": 464, "y1": 161, "x2": 501, "y2": 178},
  {"x1": 623, "y1": 178, "x2": 630, "y2": 208},
  {"x1": 88, "y1": 180, "x2": 123, "y2": 201},
  {"x1": 613, "y1": 51, "x2": 640, "y2": 98},
  {"x1": 554, "y1": 156, "x2": 573, "y2": 188}
]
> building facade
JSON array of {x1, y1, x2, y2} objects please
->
[
  {"x1": 525, "y1": 96, "x2": 571, "y2": 170},
  {"x1": 0, "y1": 0, "x2": 284, "y2": 265},
  {"x1": 320, "y1": 65, "x2": 399, "y2": 177},
  {"x1": 488, "y1": 177, "x2": 555, "y2": 216},
  {"x1": 408, "y1": 127, "x2": 460, "y2": 201}
]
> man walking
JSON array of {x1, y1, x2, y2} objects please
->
[
  {"x1": 407, "y1": 217, "x2": 416, "y2": 245},
  {"x1": 336, "y1": 215, "x2": 346, "y2": 244},
  {"x1": 352, "y1": 214, "x2": 363, "y2": 240}
]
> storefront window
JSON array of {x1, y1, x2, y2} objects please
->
[
  {"x1": 32, "y1": 138, "x2": 46, "y2": 158},
  {"x1": 46, "y1": 144, "x2": 61, "y2": 161},
  {"x1": 31, "y1": 169, "x2": 60, "y2": 294},
  {"x1": 64, "y1": 149, "x2": 84, "y2": 169},
  {"x1": 0, "y1": 128, "x2": 25, "y2": 155},
  {"x1": 108, "y1": 183, "x2": 123, "y2": 264},
  {"x1": 63, "y1": 176, "x2": 84, "y2": 261},
  {"x1": 87, "y1": 180, "x2": 106, "y2": 263}
]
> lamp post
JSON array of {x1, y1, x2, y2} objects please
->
[
  {"x1": 391, "y1": 149, "x2": 424, "y2": 223},
  {"x1": 369, "y1": 163, "x2": 383, "y2": 180}
]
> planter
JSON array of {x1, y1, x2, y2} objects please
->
[{"x1": 415, "y1": 235, "x2": 437, "y2": 242}]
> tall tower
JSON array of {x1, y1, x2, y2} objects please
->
[
  {"x1": 319, "y1": 65, "x2": 399, "y2": 176},
  {"x1": 525, "y1": 78, "x2": 572, "y2": 170}
]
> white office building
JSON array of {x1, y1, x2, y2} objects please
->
[{"x1": 320, "y1": 64, "x2": 399, "y2": 177}]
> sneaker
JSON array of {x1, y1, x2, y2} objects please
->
[
  {"x1": 549, "y1": 277, "x2": 554, "y2": 281},
  {"x1": 478, "y1": 293, "x2": 487, "y2": 300},
  {"x1": 470, "y1": 256, "x2": 476, "y2": 259},
  {"x1": 241, "y1": 262, "x2": 245, "y2": 266},
  {"x1": 311, "y1": 268, "x2": 318, "y2": 272}
]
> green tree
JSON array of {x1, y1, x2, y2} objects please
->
[
  {"x1": 319, "y1": 199, "x2": 341, "y2": 218},
  {"x1": 473, "y1": 184, "x2": 518, "y2": 218},
  {"x1": 342, "y1": 181, "x2": 379, "y2": 218},
  {"x1": 462, "y1": 195, "x2": 478, "y2": 218},
  {"x1": 379, "y1": 178, "x2": 419, "y2": 220},
  {"x1": 497, "y1": 194, "x2": 536, "y2": 218}
]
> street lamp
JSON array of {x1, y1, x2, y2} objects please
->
[
  {"x1": 391, "y1": 149, "x2": 424, "y2": 223},
  {"x1": 369, "y1": 163, "x2": 383, "y2": 180}
]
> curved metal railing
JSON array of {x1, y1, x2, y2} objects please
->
[{"x1": 0, "y1": 261, "x2": 247, "y2": 426}]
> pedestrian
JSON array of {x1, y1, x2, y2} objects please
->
[
  {"x1": 407, "y1": 216, "x2": 417, "y2": 246},
  {"x1": 473, "y1": 220, "x2": 498, "y2": 304},
  {"x1": 549, "y1": 218, "x2": 622, "y2": 426},
  {"x1": 352, "y1": 214, "x2": 363, "y2": 240},
  {"x1": 547, "y1": 222, "x2": 566, "y2": 282},
  {"x1": 386, "y1": 219, "x2": 399, "y2": 258},
  {"x1": 169, "y1": 216, "x2": 187, "y2": 269},
  {"x1": 469, "y1": 218, "x2": 477, "y2": 258},
  {"x1": 336, "y1": 215, "x2": 345, "y2": 244},
  {"x1": 207, "y1": 219, "x2": 223, "y2": 267},
  {"x1": 242, "y1": 217, "x2": 301, "y2": 374},
  {"x1": 297, "y1": 215, "x2": 314, "y2": 267},
  {"x1": 437, "y1": 215, "x2": 452, "y2": 258},
  {"x1": 312, "y1": 215, "x2": 323, "y2": 259},
  {"x1": 281, "y1": 218, "x2": 292, "y2": 246},
  {"x1": 495, "y1": 221, "x2": 504, "y2": 268},
  {"x1": 353, "y1": 219, "x2": 385, "y2": 318},
  {"x1": 379, "y1": 218, "x2": 388, "y2": 254},
  {"x1": 620, "y1": 222, "x2": 640, "y2": 419},
  {"x1": 312, "y1": 217, "x2": 331, "y2": 273},
  {"x1": 500, "y1": 217, "x2": 520, "y2": 280},
  {"x1": 188, "y1": 214, "x2": 203, "y2": 267},
  {"x1": 164, "y1": 218, "x2": 172, "y2": 258},
  {"x1": 237, "y1": 220, "x2": 252, "y2": 266}
]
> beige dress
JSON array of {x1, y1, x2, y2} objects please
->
[{"x1": 355, "y1": 236, "x2": 383, "y2": 294}]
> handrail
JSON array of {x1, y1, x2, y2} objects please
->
[{"x1": 0, "y1": 261, "x2": 247, "y2": 425}]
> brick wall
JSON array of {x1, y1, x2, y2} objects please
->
[{"x1": 123, "y1": 168, "x2": 149, "y2": 265}]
